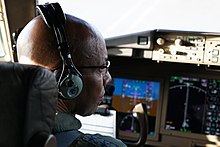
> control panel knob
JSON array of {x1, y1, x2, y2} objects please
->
[
  {"x1": 156, "y1": 38, "x2": 165, "y2": 45},
  {"x1": 175, "y1": 39, "x2": 183, "y2": 46},
  {"x1": 158, "y1": 48, "x2": 164, "y2": 53},
  {"x1": 175, "y1": 38, "x2": 194, "y2": 46}
]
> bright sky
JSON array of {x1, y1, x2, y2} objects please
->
[{"x1": 38, "y1": 0, "x2": 220, "y2": 38}]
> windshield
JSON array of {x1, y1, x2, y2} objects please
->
[{"x1": 38, "y1": 0, "x2": 220, "y2": 38}]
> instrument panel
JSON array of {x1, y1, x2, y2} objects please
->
[{"x1": 106, "y1": 29, "x2": 220, "y2": 67}]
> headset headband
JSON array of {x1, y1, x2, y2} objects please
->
[{"x1": 36, "y1": 3, "x2": 83, "y2": 99}]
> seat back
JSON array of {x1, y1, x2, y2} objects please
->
[{"x1": 0, "y1": 62, "x2": 58, "y2": 147}]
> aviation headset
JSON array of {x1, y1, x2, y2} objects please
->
[{"x1": 36, "y1": 3, "x2": 83, "y2": 99}]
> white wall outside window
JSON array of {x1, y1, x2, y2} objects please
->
[{"x1": 38, "y1": 0, "x2": 220, "y2": 38}]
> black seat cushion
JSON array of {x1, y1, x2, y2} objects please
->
[{"x1": 0, "y1": 62, "x2": 58, "y2": 147}]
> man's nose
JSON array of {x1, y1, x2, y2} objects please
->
[{"x1": 103, "y1": 71, "x2": 112, "y2": 86}]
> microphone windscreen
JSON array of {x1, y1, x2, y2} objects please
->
[{"x1": 104, "y1": 84, "x2": 115, "y2": 96}]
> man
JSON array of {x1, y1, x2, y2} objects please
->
[{"x1": 16, "y1": 3, "x2": 126, "y2": 147}]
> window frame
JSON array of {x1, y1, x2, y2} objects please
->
[{"x1": 0, "y1": 0, "x2": 13, "y2": 62}]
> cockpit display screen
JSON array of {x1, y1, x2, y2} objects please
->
[
  {"x1": 165, "y1": 76, "x2": 220, "y2": 136},
  {"x1": 112, "y1": 77, "x2": 161, "y2": 136}
]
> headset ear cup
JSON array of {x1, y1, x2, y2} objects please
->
[{"x1": 58, "y1": 74, "x2": 83, "y2": 99}]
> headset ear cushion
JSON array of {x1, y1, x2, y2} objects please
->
[
  {"x1": 54, "y1": 68, "x2": 83, "y2": 99},
  {"x1": 58, "y1": 73, "x2": 83, "y2": 99}
]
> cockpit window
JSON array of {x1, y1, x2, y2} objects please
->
[
  {"x1": 38, "y1": 0, "x2": 220, "y2": 39},
  {"x1": 0, "y1": 1, "x2": 12, "y2": 62}
]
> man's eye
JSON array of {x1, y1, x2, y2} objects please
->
[
  {"x1": 98, "y1": 68, "x2": 106, "y2": 75},
  {"x1": 99, "y1": 68, "x2": 105, "y2": 73}
]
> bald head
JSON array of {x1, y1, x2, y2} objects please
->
[{"x1": 17, "y1": 14, "x2": 106, "y2": 70}]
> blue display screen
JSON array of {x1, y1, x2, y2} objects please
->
[
  {"x1": 112, "y1": 77, "x2": 161, "y2": 137},
  {"x1": 113, "y1": 78, "x2": 160, "y2": 100}
]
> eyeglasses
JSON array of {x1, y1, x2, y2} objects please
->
[{"x1": 76, "y1": 60, "x2": 110, "y2": 76}]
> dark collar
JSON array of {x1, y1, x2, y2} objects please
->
[{"x1": 53, "y1": 112, "x2": 82, "y2": 133}]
